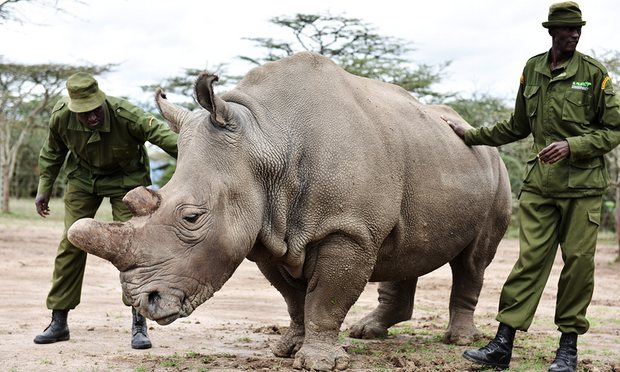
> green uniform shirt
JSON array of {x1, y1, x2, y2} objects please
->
[
  {"x1": 464, "y1": 50, "x2": 620, "y2": 198},
  {"x1": 38, "y1": 96, "x2": 178, "y2": 195}
]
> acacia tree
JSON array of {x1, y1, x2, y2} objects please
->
[
  {"x1": 0, "y1": 62, "x2": 112, "y2": 212},
  {"x1": 593, "y1": 50, "x2": 620, "y2": 259},
  {"x1": 241, "y1": 13, "x2": 450, "y2": 100},
  {"x1": 0, "y1": 0, "x2": 78, "y2": 24},
  {"x1": 151, "y1": 13, "x2": 448, "y2": 101}
]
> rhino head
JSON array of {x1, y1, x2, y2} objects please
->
[{"x1": 68, "y1": 73, "x2": 268, "y2": 325}]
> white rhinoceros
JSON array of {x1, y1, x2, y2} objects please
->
[{"x1": 68, "y1": 51, "x2": 511, "y2": 371}]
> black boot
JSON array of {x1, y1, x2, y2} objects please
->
[
  {"x1": 34, "y1": 310, "x2": 70, "y2": 344},
  {"x1": 131, "y1": 307, "x2": 152, "y2": 349},
  {"x1": 548, "y1": 333, "x2": 578, "y2": 372},
  {"x1": 462, "y1": 323, "x2": 515, "y2": 370}
]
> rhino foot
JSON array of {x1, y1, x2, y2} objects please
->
[
  {"x1": 271, "y1": 325, "x2": 304, "y2": 357},
  {"x1": 293, "y1": 342, "x2": 349, "y2": 371},
  {"x1": 443, "y1": 323, "x2": 481, "y2": 345},
  {"x1": 348, "y1": 317, "x2": 388, "y2": 339},
  {"x1": 443, "y1": 309, "x2": 481, "y2": 345}
]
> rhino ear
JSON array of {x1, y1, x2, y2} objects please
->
[{"x1": 195, "y1": 73, "x2": 231, "y2": 128}]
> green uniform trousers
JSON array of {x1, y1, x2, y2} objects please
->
[
  {"x1": 46, "y1": 182, "x2": 133, "y2": 310},
  {"x1": 496, "y1": 190, "x2": 602, "y2": 335}
]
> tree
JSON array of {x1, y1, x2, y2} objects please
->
[
  {"x1": 0, "y1": 62, "x2": 113, "y2": 212},
  {"x1": 141, "y1": 63, "x2": 229, "y2": 112},
  {"x1": 241, "y1": 13, "x2": 450, "y2": 100},
  {"x1": 0, "y1": 0, "x2": 82, "y2": 24},
  {"x1": 593, "y1": 50, "x2": 620, "y2": 260}
]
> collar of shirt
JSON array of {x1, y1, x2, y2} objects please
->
[{"x1": 534, "y1": 50, "x2": 580, "y2": 81}]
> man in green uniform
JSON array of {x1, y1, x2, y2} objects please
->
[
  {"x1": 34, "y1": 72, "x2": 178, "y2": 349},
  {"x1": 442, "y1": 2, "x2": 620, "y2": 371}
]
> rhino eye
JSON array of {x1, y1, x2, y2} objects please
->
[{"x1": 183, "y1": 214, "x2": 200, "y2": 223}]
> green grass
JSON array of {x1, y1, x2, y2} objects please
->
[{"x1": 0, "y1": 197, "x2": 113, "y2": 224}]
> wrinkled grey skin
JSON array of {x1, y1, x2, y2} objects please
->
[{"x1": 68, "y1": 52, "x2": 511, "y2": 371}]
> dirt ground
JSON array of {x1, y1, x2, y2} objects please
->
[{"x1": 0, "y1": 219, "x2": 618, "y2": 371}]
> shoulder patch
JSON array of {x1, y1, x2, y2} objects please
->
[
  {"x1": 520, "y1": 74, "x2": 525, "y2": 85},
  {"x1": 602, "y1": 76, "x2": 611, "y2": 90}
]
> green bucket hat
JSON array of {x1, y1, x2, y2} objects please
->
[
  {"x1": 66, "y1": 72, "x2": 106, "y2": 113},
  {"x1": 542, "y1": 1, "x2": 586, "y2": 28}
]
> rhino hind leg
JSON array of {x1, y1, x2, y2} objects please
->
[
  {"x1": 348, "y1": 279, "x2": 417, "y2": 339},
  {"x1": 444, "y1": 234, "x2": 503, "y2": 345}
]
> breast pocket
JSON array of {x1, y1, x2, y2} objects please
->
[
  {"x1": 562, "y1": 90, "x2": 591, "y2": 125},
  {"x1": 523, "y1": 85, "x2": 540, "y2": 118}
]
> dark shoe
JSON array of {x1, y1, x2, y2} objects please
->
[
  {"x1": 548, "y1": 333, "x2": 578, "y2": 372},
  {"x1": 131, "y1": 307, "x2": 152, "y2": 349},
  {"x1": 34, "y1": 310, "x2": 70, "y2": 344},
  {"x1": 462, "y1": 323, "x2": 515, "y2": 370}
]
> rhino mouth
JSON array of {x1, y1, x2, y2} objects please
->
[
  {"x1": 139, "y1": 290, "x2": 191, "y2": 325},
  {"x1": 153, "y1": 313, "x2": 181, "y2": 326}
]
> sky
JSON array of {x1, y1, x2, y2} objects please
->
[{"x1": 2, "y1": 0, "x2": 619, "y2": 105}]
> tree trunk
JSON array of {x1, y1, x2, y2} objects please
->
[
  {"x1": 1, "y1": 162, "x2": 9, "y2": 213},
  {"x1": 616, "y1": 148, "x2": 620, "y2": 262}
]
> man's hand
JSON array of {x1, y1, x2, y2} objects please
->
[
  {"x1": 538, "y1": 140, "x2": 570, "y2": 164},
  {"x1": 440, "y1": 115, "x2": 466, "y2": 139},
  {"x1": 35, "y1": 192, "x2": 51, "y2": 218}
]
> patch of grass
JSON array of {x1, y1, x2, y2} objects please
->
[
  {"x1": 388, "y1": 324, "x2": 415, "y2": 336},
  {"x1": 0, "y1": 197, "x2": 113, "y2": 223},
  {"x1": 236, "y1": 336, "x2": 252, "y2": 343},
  {"x1": 159, "y1": 353, "x2": 180, "y2": 367},
  {"x1": 184, "y1": 351, "x2": 215, "y2": 364},
  {"x1": 347, "y1": 340, "x2": 371, "y2": 355},
  {"x1": 395, "y1": 340, "x2": 416, "y2": 354}
]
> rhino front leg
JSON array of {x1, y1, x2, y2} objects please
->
[
  {"x1": 293, "y1": 235, "x2": 376, "y2": 371},
  {"x1": 255, "y1": 261, "x2": 306, "y2": 357},
  {"x1": 349, "y1": 279, "x2": 417, "y2": 339}
]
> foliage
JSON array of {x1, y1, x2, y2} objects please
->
[
  {"x1": 0, "y1": 61, "x2": 113, "y2": 212},
  {"x1": 140, "y1": 63, "x2": 230, "y2": 112},
  {"x1": 0, "y1": 0, "x2": 77, "y2": 24},
  {"x1": 593, "y1": 50, "x2": 620, "y2": 256},
  {"x1": 241, "y1": 12, "x2": 451, "y2": 100}
]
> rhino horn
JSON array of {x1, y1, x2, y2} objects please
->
[
  {"x1": 123, "y1": 186, "x2": 160, "y2": 217},
  {"x1": 195, "y1": 72, "x2": 231, "y2": 128},
  {"x1": 67, "y1": 218, "x2": 137, "y2": 271},
  {"x1": 155, "y1": 87, "x2": 191, "y2": 133}
]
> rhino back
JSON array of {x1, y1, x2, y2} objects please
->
[{"x1": 223, "y1": 52, "x2": 510, "y2": 272}]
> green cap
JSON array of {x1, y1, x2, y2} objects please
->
[
  {"x1": 542, "y1": 1, "x2": 586, "y2": 28},
  {"x1": 66, "y1": 72, "x2": 106, "y2": 113}
]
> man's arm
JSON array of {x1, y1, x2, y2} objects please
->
[
  {"x1": 117, "y1": 101, "x2": 178, "y2": 158},
  {"x1": 36, "y1": 120, "x2": 68, "y2": 217}
]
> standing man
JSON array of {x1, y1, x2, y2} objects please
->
[
  {"x1": 442, "y1": 2, "x2": 620, "y2": 371},
  {"x1": 34, "y1": 72, "x2": 178, "y2": 349}
]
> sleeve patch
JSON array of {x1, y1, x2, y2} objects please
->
[{"x1": 602, "y1": 76, "x2": 611, "y2": 90}]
